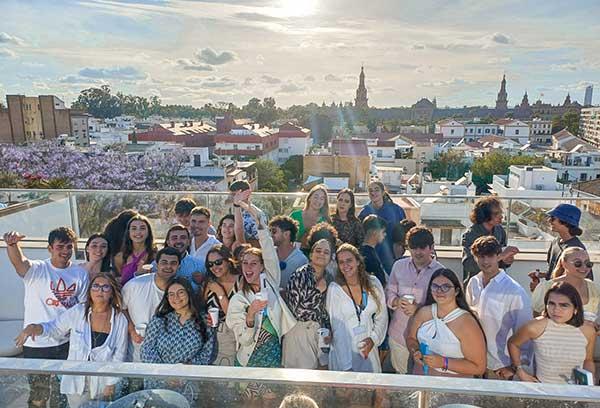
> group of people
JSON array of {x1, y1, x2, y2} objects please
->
[{"x1": 3, "y1": 179, "x2": 597, "y2": 408}]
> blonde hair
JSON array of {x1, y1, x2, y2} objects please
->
[
  {"x1": 335, "y1": 243, "x2": 380, "y2": 310},
  {"x1": 303, "y1": 184, "x2": 331, "y2": 222},
  {"x1": 552, "y1": 247, "x2": 589, "y2": 279},
  {"x1": 279, "y1": 394, "x2": 319, "y2": 408}
]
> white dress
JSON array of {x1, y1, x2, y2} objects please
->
[
  {"x1": 326, "y1": 276, "x2": 388, "y2": 373},
  {"x1": 416, "y1": 303, "x2": 468, "y2": 374}
]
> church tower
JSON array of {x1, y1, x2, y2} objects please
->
[
  {"x1": 354, "y1": 66, "x2": 369, "y2": 109},
  {"x1": 495, "y1": 74, "x2": 508, "y2": 110}
]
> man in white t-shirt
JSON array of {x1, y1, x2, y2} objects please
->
[
  {"x1": 188, "y1": 206, "x2": 221, "y2": 263},
  {"x1": 4, "y1": 227, "x2": 89, "y2": 408},
  {"x1": 122, "y1": 246, "x2": 180, "y2": 362}
]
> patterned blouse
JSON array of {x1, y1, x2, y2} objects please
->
[
  {"x1": 332, "y1": 215, "x2": 364, "y2": 248},
  {"x1": 285, "y1": 263, "x2": 331, "y2": 328},
  {"x1": 141, "y1": 311, "x2": 217, "y2": 365},
  {"x1": 205, "y1": 275, "x2": 242, "y2": 322}
]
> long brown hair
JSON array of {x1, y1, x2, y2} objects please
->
[
  {"x1": 121, "y1": 214, "x2": 157, "y2": 265},
  {"x1": 335, "y1": 243, "x2": 380, "y2": 309},
  {"x1": 335, "y1": 188, "x2": 358, "y2": 221},
  {"x1": 84, "y1": 273, "x2": 123, "y2": 320},
  {"x1": 552, "y1": 247, "x2": 589, "y2": 279},
  {"x1": 369, "y1": 181, "x2": 393, "y2": 204},
  {"x1": 240, "y1": 247, "x2": 264, "y2": 294},
  {"x1": 303, "y1": 184, "x2": 331, "y2": 222}
]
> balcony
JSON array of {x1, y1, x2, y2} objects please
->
[{"x1": 2, "y1": 189, "x2": 600, "y2": 406}]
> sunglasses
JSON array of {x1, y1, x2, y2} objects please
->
[
  {"x1": 570, "y1": 260, "x2": 593, "y2": 269},
  {"x1": 91, "y1": 283, "x2": 112, "y2": 293},
  {"x1": 431, "y1": 283, "x2": 455, "y2": 294},
  {"x1": 207, "y1": 259, "x2": 225, "y2": 268}
]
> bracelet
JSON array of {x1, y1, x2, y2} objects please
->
[{"x1": 442, "y1": 357, "x2": 449, "y2": 372}]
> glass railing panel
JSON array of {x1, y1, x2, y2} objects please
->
[
  {"x1": 1, "y1": 189, "x2": 600, "y2": 253},
  {"x1": 1, "y1": 359, "x2": 600, "y2": 408}
]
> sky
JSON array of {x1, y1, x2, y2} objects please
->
[{"x1": 1, "y1": 0, "x2": 599, "y2": 109}]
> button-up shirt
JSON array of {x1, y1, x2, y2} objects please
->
[
  {"x1": 189, "y1": 235, "x2": 221, "y2": 263},
  {"x1": 385, "y1": 257, "x2": 444, "y2": 346},
  {"x1": 466, "y1": 270, "x2": 532, "y2": 370}
]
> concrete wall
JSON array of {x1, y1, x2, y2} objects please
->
[
  {"x1": 0, "y1": 110, "x2": 13, "y2": 144},
  {"x1": 6, "y1": 95, "x2": 26, "y2": 143},
  {"x1": 303, "y1": 155, "x2": 371, "y2": 191}
]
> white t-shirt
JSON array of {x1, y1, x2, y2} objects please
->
[
  {"x1": 122, "y1": 273, "x2": 164, "y2": 329},
  {"x1": 189, "y1": 235, "x2": 221, "y2": 263},
  {"x1": 23, "y1": 259, "x2": 89, "y2": 348}
]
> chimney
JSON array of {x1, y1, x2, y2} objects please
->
[
  {"x1": 189, "y1": 121, "x2": 193, "y2": 127},
  {"x1": 170, "y1": 121, "x2": 175, "y2": 128},
  {"x1": 200, "y1": 120, "x2": 204, "y2": 126}
]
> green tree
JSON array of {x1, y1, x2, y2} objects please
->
[
  {"x1": 471, "y1": 152, "x2": 544, "y2": 194},
  {"x1": 72, "y1": 85, "x2": 122, "y2": 118},
  {"x1": 310, "y1": 113, "x2": 334, "y2": 145},
  {"x1": 281, "y1": 155, "x2": 304, "y2": 189},
  {"x1": 562, "y1": 111, "x2": 580, "y2": 135},
  {"x1": 551, "y1": 115, "x2": 563, "y2": 133},
  {"x1": 255, "y1": 159, "x2": 287, "y2": 192},
  {"x1": 428, "y1": 152, "x2": 469, "y2": 180},
  {"x1": 366, "y1": 116, "x2": 378, "y2": 133}
]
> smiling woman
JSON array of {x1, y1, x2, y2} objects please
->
[{"x1": 279, "y1": 0, "x2": 318, "y2": 17}]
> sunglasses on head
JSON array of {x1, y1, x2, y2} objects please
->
[
  {"x1": 207, "y1": 259, "x2": 225, "y2": 268},
  {"x1": 571, "y1": 260, "x2": 593, "y2": 268}
]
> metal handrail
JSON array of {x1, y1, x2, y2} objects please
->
[
  {"x1": 0, "y1": 358, "x2": 599, "y2": 404},
  {"x1": 0, "y1": 188, "x2": 597, "y2": 201}
]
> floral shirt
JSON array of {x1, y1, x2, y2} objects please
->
[
  {"x1": 241, "y1": 205, "x2": 268, "y2": 241},
  {"x1": 285, "y1": 264, "x2": 331, "y2": 328},
  {"x1": 332, "y1": 215, "x2": 364, "y2": 248},
  {"x1": 141, "y1": 311, "x2": 217, "y2": 365}
]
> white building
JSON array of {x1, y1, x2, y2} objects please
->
[
  {"x1": 580, "y1": 107, "x2": 600, "y2": 148},
  {"x1": 70, "y1": 112, "x2": 91, "y2": 146},
  {"x1": 491, "y1": 165, "x2": 566, "y2": 207},
  {"x1": 527, "y1": 118, "x2": 552, "y2": 144},
  {"x1": 495, "y1": 118, "x2": 530, "y2": 143},
  {"x1": 546, "y1": 128, "x2": 600, "y2": 182},
  {"x1": 435, "y1": 119, "x2": 465, "y2": 138},
  {"x1": 276, "y1": 122, "x2": 312, "y2": 164}
]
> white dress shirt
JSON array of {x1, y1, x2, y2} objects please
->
[
  {"x1": 466, "y1": 270, "x2": 532, "y2": 370},
  {"x1": 189, "y1": 235, "x2": 221, "y2": 263}
]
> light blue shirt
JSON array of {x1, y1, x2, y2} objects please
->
[{"x1": 152, "y1": 254, "x2": 206, "y2": 292}]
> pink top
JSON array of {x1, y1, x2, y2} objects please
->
[
  {"x1": 385, "y1": 257, "x2": 444, "y2": 346},
  {"x1": 121, "y1": 251, "x2": 147, "y2": 286}
]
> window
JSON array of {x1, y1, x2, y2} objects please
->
[
  {"x1": 440, "y1": 229, "x2": 452, "y2": 246},
  {"x1": 233, "y1": 144, "x2": 238, "y2": 150},
  {"x1": 193, "y1": 155, "x2": 202, "y2": 166},
  {"x1": 485, "y1": 129, "x2": 490, "y2": 134},
  {"x1": 450, "y1": 129, "x2": 454, "y2": 135},
  {"x1": 580, "y1": 173, "x2": 588, "y2": 181},
  {"x1": 477, "y1": 128, "x2": 481, "y2": 134},
  {"x1": 377, "y1": 149, "x2": 383, "y2": 157},
  {"x1": 515, "y1": 129, "x2": 519, "y2": 135}
]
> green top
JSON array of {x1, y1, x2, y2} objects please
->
[{"x1": 289, "y1": 209, "x2": 327, "y2": 245}]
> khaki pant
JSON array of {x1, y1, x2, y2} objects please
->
[
  {"x1": 282, "y1": 321, "x2": 320, "y2": 369},
  {"x1": 389, "y1": 337, "x2": 410, "y2": 374}
]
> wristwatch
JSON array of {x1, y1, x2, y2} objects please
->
[{"x1": 512, "y1": 364, "x2": 524, "y2": 372}]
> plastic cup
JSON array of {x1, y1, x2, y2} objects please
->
[
  {"x1": 141, "y1": 264, "x2": 153, "y2": 273},
  {"x1": 208, "y1": 307, "x2": 220, "y2": 328},
  {"x1": 401, "y1": 294, "x2": 416, "y2": 304},
  {"x1": 135, "y1": 323, "x2": 147, "y2": 337}
]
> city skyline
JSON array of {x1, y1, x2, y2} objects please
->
[{"x1": 1, "y1": 0, "x2": 599, "y2": 108}]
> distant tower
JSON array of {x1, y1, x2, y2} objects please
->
[
  {"x1": 354, "y1": 66, "x2": 369, "y2": 109},
  {"x1": 584, "y1": 86, "x2": 593, "y2": 106},
  {"x1": 432, "y1": 97, "x2": 437, "y2": 108},
  {"x1": 564, "y1": 93, "x2": 572, "y2": 106},
  {"x1": 495, "y1": 74, "x2": 508, "y2": 110},
  {"x1": 520, "y1": 91, "x2": 530, "y2": 108}
]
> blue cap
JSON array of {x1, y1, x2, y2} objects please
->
[{"x1": 546, "y1": 204, "x2": 581, "y2": 228}]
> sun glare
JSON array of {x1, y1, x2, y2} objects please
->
[{"x1": 279, "y1": 0, "x2": 318, "y2": 17}]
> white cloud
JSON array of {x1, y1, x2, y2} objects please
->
[
  {"x1": 78, "y1": 66, "x2": 147, "y2": 80},
  {"x1": 201, "y1": 77, "x2": 237, "y2": 88},
  {"x1": 177, "y1": 58, "x2": 214, "y2": 72},
  {"x1": 196, "y1": 47, "x2": 237, "y2": 65},
  {"x1": 261, "y1": 75, "x2": 281, "y2": 84},
  {"x1": 324, "y1": 74, "x2": 342, "y2": 82},
  {"x1": 279, "y1": 82, "x2": 306, "y2": 93},
  {"x1": 256, "y1": 54, "x2": 265, "y2": 65},
  {"x1": 551, "y1": 63, "x2": 579, "y2": 72},
  {"x1": 0, "y1": 48, "x2": 16, "y2": 58},
  {"x1": 304, "y1": 75, "x2": 315, "y2": 82},
  {"x1": 0, "y1": 32, "x2": 25, "y2": 46}
]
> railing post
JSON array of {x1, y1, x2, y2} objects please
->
[
  {"x1": 418, "y1": 390, "x2": 430, "y2": 408},
  {"x1": 505, "y1": 198, "x2": 512, "y2": 236},
  {"x1": 67, "y1": 192, "x2": 80, "y2": 238}
]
